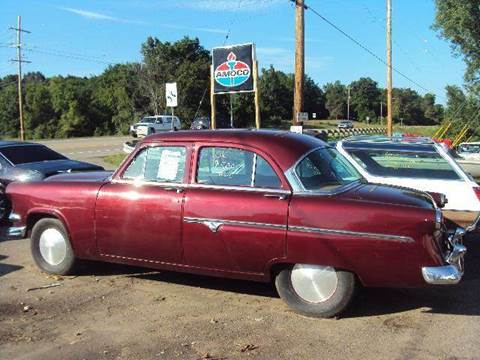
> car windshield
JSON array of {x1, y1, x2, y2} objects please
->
[
  {"x1": 347, "y1": 147, "x2": 461, "y2": 180},
  {"x1": 1, "y1": 145, "x2": 67, "y2": 165},
  {"x1": 141, "y1": 117, "x2": 155, "y2": 123},
  {"x1": 295, "y1": 148, "x2": 362, "y2": 191}
]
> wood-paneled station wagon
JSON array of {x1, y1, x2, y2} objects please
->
[{"x1": 6, "y1": 130, "x2": 467, "y2": 317}]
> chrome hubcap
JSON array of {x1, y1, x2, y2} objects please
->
[
  {"x1": 39, "y1": 228, "x2": 67, "y2": 266},
  {"x1": 291, "y1": 264, "x2": 338, "y2": 303}
]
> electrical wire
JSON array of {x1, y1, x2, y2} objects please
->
[
  {"x1": 23, "y1": 47, "x2": 114, "y2": 65},
  {"x1": 299, "y1": 0, "x2": 430, "y2": 93}
]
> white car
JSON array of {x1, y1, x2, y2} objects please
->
[
  {"x1": 337, "y1": 136, "x2": 480, "y2": 228},
  {"x1": 131, "y1": 115, "x2": 181, "y2": 137},
  {"x1": 458, "y1": 142, "x2": 480, "y2": 160}
]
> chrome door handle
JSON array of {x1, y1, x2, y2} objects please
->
[
  {"x1": 263, "y1": 193, "x2": 288, "y2": 200},
  {"x1": 164, "y1": 187, "x2": 184, "y2": 193}
]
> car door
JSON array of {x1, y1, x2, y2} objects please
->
[
  {"x1": 95, "y1": 144, "x2": 189, "y2": 263},
  {"x1": 182, "y1": 145, "x2": 290, "y2": 274}
]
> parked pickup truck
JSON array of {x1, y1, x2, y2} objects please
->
[{"x1": 5, "y1": 130, "x2": 467, "y2": 318}]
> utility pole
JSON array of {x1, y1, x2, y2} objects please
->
[
  {"x1": 293, "y1": 0, "x2": 305, "y2": 124},
  {"x1": 380, "y1": 101, "x2": 383, "y2": 125},
  {"x1": 386, "y1": 0, "x2": 393, "y2": 136},
  {"x1": 10, "y1": 16, "x2": 31, "y2": 141},
  {"x1": 347, "y1": 86, "x2": 351, "y2": 120}
]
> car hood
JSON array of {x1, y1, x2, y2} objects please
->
[
  {"x1": 15, "y1": 159, "x2": 104, "y2": 177},
  {"x1": 339, "y1": 182, "x2": 435, "y2": 209},
  {"x1": 45, "y1": 170, "x2": 113, "y2": 182}
]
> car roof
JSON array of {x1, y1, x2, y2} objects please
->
[
  {"x1": 0, "y1": 141, "x2": 42, "y2": 148},
  {"x1": 143, "y1": 129, "x2": 327, "y2": 170},
  {"x1": 341, "y1": 135, "x2": 438, "y2": 153}
]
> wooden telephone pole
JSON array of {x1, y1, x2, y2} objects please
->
[
  {"x1": 10, "y1": 16, "x2": 31, "y2": 141},
  {"x1": 386, "y1": 0, "x2": 393, "y2": 137},
  {"x1": 293, "y1": 0, "x2": 305, "y2": 125}
]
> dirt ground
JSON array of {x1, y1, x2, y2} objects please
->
[{"x1": 1, "y1": 236, "x2": 480, "y2": 360}]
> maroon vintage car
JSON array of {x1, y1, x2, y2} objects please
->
[{"x1": 6, "y1": 130, "x2": 467, "y2": 317}]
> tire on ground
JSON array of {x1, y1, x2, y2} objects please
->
[
  {"x1": 31, "y1": 218, "x2": 76, "y2": 275},
  {"x1": 275, "y1": 265, "x2": 356, "y2": 318}
]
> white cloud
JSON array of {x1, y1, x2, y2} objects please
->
[
  {"x1": 59, "y1": 7, "x2": 148, "y2": 25},
  {"x1": 178, "y1": 0, "x2": 284, "y2": 12},
  {"x1": 162, "y1": 24, "x2": 228, "y2": 35}
]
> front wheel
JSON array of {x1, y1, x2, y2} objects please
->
[
  {"x1": 31, "y1": 218, "x2": 76, "y2": 275},
  {"x1": 275, "y1": 264, "x2": 356, "y2": 318}
]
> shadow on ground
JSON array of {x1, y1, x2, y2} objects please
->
[
  {"x1": 73, "y1": 239, "x2": 480, "y2": 318},
  {"x1": 0, "y1": 255, "x2": 23, "y2": 277}
]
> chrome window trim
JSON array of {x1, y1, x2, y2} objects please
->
[
  {"x1": 196, "y1": 146, "x2": 284, "y2": 191},
  {"x1": 188, "y1": 183, "x2": 291, "y2": 194},
  {"x1": 289, "y1": 225, "x2": 414, "y2": 243},
  {"x1": 111, "y1": 178, "x2": 188, "y2": 188},
  {"x1": 121, "y1": 144, "x2": 187, "y2": 183},
  {"x1": 285, "y1": 146, "x2": 364, "y2": 195},
  {"x1": 110, "y1": 179, "x2": 291, "y2": 195},
  {"x1": 184, "y1": 216, "x2": 287, "y2": 233}
]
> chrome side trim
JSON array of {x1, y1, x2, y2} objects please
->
[
  {"x1": 184, "y1": 216, "x2": 287, "y2": 233},
  {"x1": 288, "y1": 225, "x2": 415, "y2": 243}
]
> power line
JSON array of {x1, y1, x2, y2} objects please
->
[
  {"x1": 24, "y1": 47, "x2": 115, "y2": 65},
  {"x1": 295, "y1": 0, "x2": 430, "y2": 93}
]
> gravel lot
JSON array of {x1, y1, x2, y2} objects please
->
[{"x1": 1, "y1": 235, "x2": 480, "y2": 360}]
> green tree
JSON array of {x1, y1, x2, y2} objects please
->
[
  {"x1": 324, "y1": 81, "x2": 346, "y2": 119},
  {"x1": 434, "y1": 0, "x2": 480, "y2": 89},
  {"x1": 349, "y1": 77, "x2": 380, "y2": 122},
  {"x1": 140, "y1": 36, "x2": 210, "y2": 127}
]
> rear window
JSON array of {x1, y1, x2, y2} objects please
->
[
  {"x1": 347, "y1": 149, "x2": 461, "y2": 180},
  {"x1": 1, "y1": 145, "x2": 66, "y2": 165}
]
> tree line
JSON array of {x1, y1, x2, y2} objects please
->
[
  {"x1": 433, "y1": 0, "x2": 480, "y2": 139},
  {"x1": 0, "y1": 36, "x2": 444, "y2": 140}
]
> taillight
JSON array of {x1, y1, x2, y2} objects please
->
[{"x1": 474, "y1": 187, "x2": 480, "y2": 201}]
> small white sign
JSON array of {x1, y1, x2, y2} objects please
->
[
  {"x1": 312, "y1": 113, "x2": 317, "y2": 119},
  {"x1": 290, "y1": 125, "x2": 303, "y2": 134},
  {"x1": 157, "y1": 149, "x2": 181, "y2": 181},
  {"x1": 296, "y1": 112, "x2": 308, "y2": 122},
  {"x1": 166, "y1": 82, "x2": 178, "y2": 107}
]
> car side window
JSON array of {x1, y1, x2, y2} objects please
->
[
  {"x1": 254, "y1": 156, "x2": 281, "y2": 188},
  {"x1": 123, "y1": 146, "x2": 186, "y2": 183},
  {"x1": 197, "y1": 147, "x2": 281, "y2": 189}
]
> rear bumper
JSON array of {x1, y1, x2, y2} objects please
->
[
  {"x1": 422, "y1": 228, "x2": 466, "y2": 285},
  {"x1": 422, "y1": 263, "x2": 463, "y2": 285}
]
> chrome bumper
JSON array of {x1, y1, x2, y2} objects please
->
[
  {"x1": 422, "y1": 227, "x2": 466, "y2": 285},
  {"x1": 6, "y1": 226, "x2": 26, "y2": 239},
  {"x1": 2, "y1": 213, "x2": 26, "y2": 240}
]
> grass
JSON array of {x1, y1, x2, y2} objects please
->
[{"x1": 103, "y1": 153, "x2": 127, "y2": 167}]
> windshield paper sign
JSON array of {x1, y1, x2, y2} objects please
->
[{"x1": 212, "y1": 43, "x2": 254, "y2": 94}]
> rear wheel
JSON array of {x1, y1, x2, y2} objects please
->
[
  {"x1": 275, "y1": 264, "x2": 356, "y2": 318},
  {"x1": 31, "y1": 218, "x2": 76, "y2": 275}
]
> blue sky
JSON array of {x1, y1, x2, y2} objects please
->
[{"x1": 0, "y1": 0, "x2": 465, "y2": 104}]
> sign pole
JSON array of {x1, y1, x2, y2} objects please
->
[
  {"x1": 253, "y1": 60, "x2": 260, "y2": 129},
  {"x1": 210, "y1": 65, "x2": 216, "y2": 129}
]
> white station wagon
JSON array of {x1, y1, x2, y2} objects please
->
[{"x1": 337, "y1": 136, "x2": 480, "y2": 228}]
